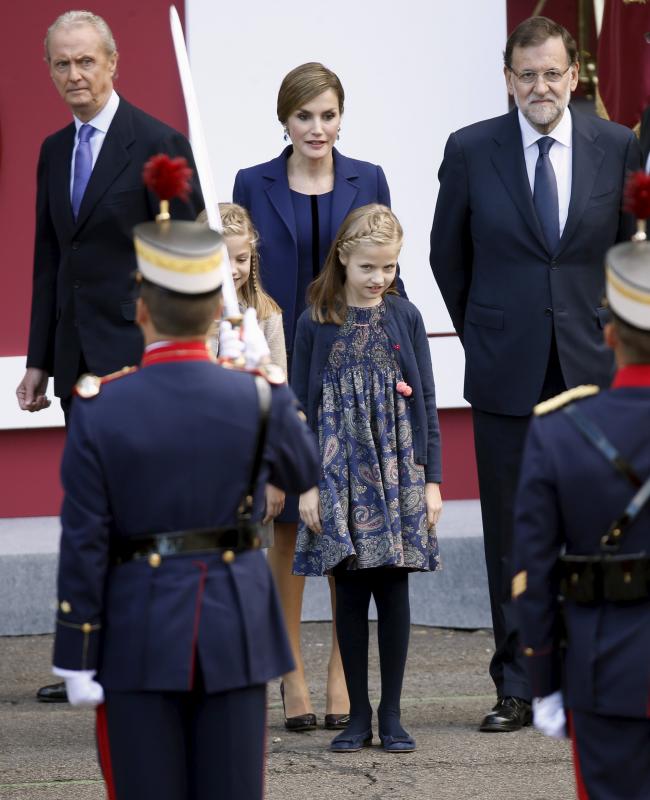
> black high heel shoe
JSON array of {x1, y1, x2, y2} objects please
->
[{"x1": 280, "y1": 682, "x2": 318, "y2": 732}]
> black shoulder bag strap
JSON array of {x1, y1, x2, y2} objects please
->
[
  {"x1": 562, "y1": 404, "x2": 643, "y2": 489},
  {"x1": 237, "y1": 375, "x2": 272, "y2": 522},
  {"x1": 601, "y1": 472, "x2": 650, "y2": 551}
]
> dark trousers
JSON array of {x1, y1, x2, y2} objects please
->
[
  {"x1": 60, "y1": 351, "x2": 89, "y2": 426},
  {"x1": 570, "y1": 710, "x2": 650, "y2": 800},
  {"x1": 473, "y1": 336, "x2": 565, "y2": 700},
  {"x1": 98, "y1": 683, "x2": 267, "y2": 800}
]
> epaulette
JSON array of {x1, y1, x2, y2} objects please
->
[
  {"x1": 533, "y1": 384, "x2": 599, "y2": 416},
  {"x1": 74, "y1": 366, "x2": 138, "y2": 399},
  {"x1": 217, "y1": 359, "x2": 286, "y2": 385}
]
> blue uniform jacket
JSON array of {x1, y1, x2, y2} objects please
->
[
  {"x1": 513, "y1": 384, "x2": 650, "y2": 717},
  {"x1": 233, "y1": 146, "x2": 395, "y2": 353},
  {"x1": 291, "y1": 294, "x2": 442, "y2": 483},
  {"x1": 53, "y1": 359, "x2": 320, "y2": 693}
]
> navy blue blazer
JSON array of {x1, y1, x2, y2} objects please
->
[
  {"x1": 513, "y1": 386, "x2": 650, "y2": 717},
  {"x1": 430, "y1": 107, "x2": 641, "y2": 416},
  {"x1": 53, "y1": 359, "x2": 320, "y2": 693},
  {"x1": 27, "y1": 97, "x2": 203, "y2": 399},
  {"x1": 233, "y1": 147, "x2": 392, "y2": 353},
  {"x1": 291, "y1": 295, "x2": 442, "y2": 483}
]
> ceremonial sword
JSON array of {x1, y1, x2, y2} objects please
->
[{"x1": 169, "y1": 5, "x2": 240, "y2": 319}]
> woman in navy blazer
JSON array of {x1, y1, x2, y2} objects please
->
[{"x1": 233, "y1": 62, "x2": 394, "y2": 731}]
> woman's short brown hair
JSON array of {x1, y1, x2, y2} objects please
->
[{"x1": 277, "y1": 62, "x2": 344, "y2": 124}]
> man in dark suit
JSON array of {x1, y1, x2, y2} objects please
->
[
  {"x1": 16, "y1": 10, "x2": 202, "y2": 418},
  {"x1": 430, "y1": 15, "x2": 640, "y2": 732},
  {"x1": 15, "y1": 10, "x2": 203, "y2": 704},
  {"x1": 512, "y1": 229, "x2": 650, "y2": 799},
  {"x1": 53, "y1": 213, "x2": 320, "y2": 800}
]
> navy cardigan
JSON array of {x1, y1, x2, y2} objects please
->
[{"x1": 291, "y1": 294, "x2": 442, "y2": 483}]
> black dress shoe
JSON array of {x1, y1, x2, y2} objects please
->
[
  {"x1": 280, "y1": 682, "x2": 317, "y2": 732},
  {"x1": 479, "y1": 696, "x2": 532, "y2": 732},
  {"x1": 36, "y1": 681, "x2": 68, "y2": 703}
]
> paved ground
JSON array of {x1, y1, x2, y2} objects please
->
[{"x1": 0, "y1": 625, "x2": 575, "y2": 799}]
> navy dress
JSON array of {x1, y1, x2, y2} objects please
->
[
  {"x1": 293, "y1": 302, "x2": 440, "y2": 576},
  {"x1": 291, "y1": 190, "x2": 333, "y2": 343},
  {"x1": 278, "y1": 191, "x2": 333, "y2": 524}
]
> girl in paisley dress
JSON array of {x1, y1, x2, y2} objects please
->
[{"x1": 291, "y1": 204, "x2": 443, "y2": 753}]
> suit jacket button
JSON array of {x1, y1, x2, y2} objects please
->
[
  {"x1": 222, "y1": 549, "x2": 235, "y2": 564},
  {"x1": 73, "y1": 281, "x2": 81, "y2": 289},
  {"x1": 550, "y1": 259, "x2": 558, "y2": 269},
  {"x1": 71, "y1": 241, "x2": 80, "y2": 250},
  {"x1": 148, "y1": 553, "x2": 162, "y2": 568},
  {"x1": 544, "y1": 308, "x2": 553, "y2": 317}
]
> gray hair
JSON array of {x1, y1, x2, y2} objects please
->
[{"x1": 45, "y1": 10, "x2": 117, "y2": 61}]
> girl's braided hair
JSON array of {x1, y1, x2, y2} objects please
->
[
  {"x1": 197, "y1": 203, "x2": 280, "y2": 320},
  {"x1": 309, "y1": 204, "x2": 403, "y2": 325}
]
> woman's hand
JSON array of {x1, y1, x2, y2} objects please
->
[
  {"x1": 425, "y1": 482, "x2": 442, "y2": 529},
  {"x1": 299, "y1": 487, "x2": 322, "y2": 533},
  {"x1": 263, "y1": 484, "x2": 285, "y2": 524}
]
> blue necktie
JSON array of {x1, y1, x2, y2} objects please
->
[
  {"x1": 533, "y1": 136, "x2": 559, "y2": 252},
  {"x1": 71, "y1": 124, "x2": 95, "y2": 220}
]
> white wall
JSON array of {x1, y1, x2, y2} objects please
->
[{"x1": 188, "y1": 0, "x2": 508, "y2": 407}]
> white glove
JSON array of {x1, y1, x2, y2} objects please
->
[
  {"x1": 218, "y1": 320, "x2": 244, "y2": 361},
  {"x1": 242, "y1": 308, "x2": 271, "y2": 369},
  {"x1": 532, "y1": 691, "x2": 566, "y2": 739},
  {"x1": 53, "y1": 666, "x2": 105, "y2": 708}
]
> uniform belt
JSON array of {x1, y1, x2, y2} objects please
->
[
  {"x1": 560, "y1": 553, "x2": 650, "y2": 604},
  {"x1": 112, "y1": 524, "x2": 269, "y2": 564}
]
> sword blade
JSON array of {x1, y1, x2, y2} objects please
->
[{"x1": 169, "y1": 5, "x2": 239, "y2": 317}]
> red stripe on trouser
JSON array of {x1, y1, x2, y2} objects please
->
[
  {"x1": 261, "y1": 686, "x2": 267, "y2": 800},
  {"x1": 567, "y1": 711, "x2": 590, "y2": 800},
  {"x1": 96, "y1": 703, "x2": 118, "y2": 800}
]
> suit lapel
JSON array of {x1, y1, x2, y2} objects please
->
[
  {"x1": 263, "y1": 148, "x2": 297, "y2": 243},
  {"x1": 330, "y1": 149, "x2": 359, "y2": 240},
  {"x1": 557, "y1": 108, "x2": 605, "y2": 255},
  {"x1": 74, "y1": 99, "x2": 134, "y2": 231},
  {"x1": 490, "y1": 109, "x2": 548, "y2": 252},
  {"x1": 51, "y1": 124, "x2": 76, "y2": 234}
]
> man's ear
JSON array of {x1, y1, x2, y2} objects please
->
[
  {"x1": 604, "y1": 321, "x2": 617, "y2": 351},
  {"x1": 135, "y1": 296, "x2": 148, "y2": 326},
  {"x1": 503, "y1": 66, "x2": 515, "y2": 97}
]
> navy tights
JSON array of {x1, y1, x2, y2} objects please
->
[{"x1": 334, "y1": 567, "x2": 411, "y2": 738}]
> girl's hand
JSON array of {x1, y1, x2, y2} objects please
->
[
  {"x1": 263, "y1": 484, "x2": 285, "y2": 524},
  {"x1": 299, "y1": 487, "x2": 322, "y2": 533},
  {"x1": 425, "y1": 482, "x2": 442, "y2": 529}
]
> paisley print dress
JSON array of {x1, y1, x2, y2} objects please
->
[{"x1": 293, "y1": 302, "x2": 440, "y2": 576}]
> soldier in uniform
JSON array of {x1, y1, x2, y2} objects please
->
[
  {"x1": 51, "y1": 210, "x2": 320, "y2": 800},
  {"x1": 512, "y1": 220, "x2": 650, "y2": 798}
]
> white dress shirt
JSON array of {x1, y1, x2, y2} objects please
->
[
  {"x1": 69, "y1": 90, "x2": 120, "y2": 199},
  {"x1": 518, "y1": 108, "x2": 573, "y2": 237}
]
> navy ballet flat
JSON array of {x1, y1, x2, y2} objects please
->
[
  {"x1": 329, "y1": 728, "x2": 373, "y2": 753},
  {"x1": 379, "y1": 732, "x2": 416, "y2": 752}
]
